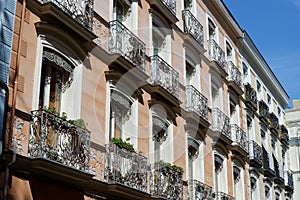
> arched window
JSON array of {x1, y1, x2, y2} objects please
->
[
  {"x1": 233, "y1": 162, "x2": 244, "y2": 200},
  {"x1": 107, "y1": 80, "x2": 138, "y2": 147},
  {"x1": 214, "y1": 151, "x2": 227, "y2": 194},
  {"x1": 38, "y1": 49, "x2": 74, "y2": 113},
  {"x1": 250, "y1": 171, "x2": 260, "y2": 200},
  {"x1": 151, "y1": 104, "x2": 173, "y2": 163}
]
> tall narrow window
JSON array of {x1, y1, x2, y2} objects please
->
[
  {"x1": 226, "y1": 41, "x2": 233, "y2": 62},
  {"x1": 208, "y1": 18, "x2": 217, "y2": 41},
  {"x1": 186, "y1": 61, "x2": 195, "y2": 86},
  {"x1": 38, "y1": 50, "x2": 73, "y2": 114},
  {"x1": 151, "y1": 108, "x2": 172, "y2": 163},
  {"x1": 184, "y1": 0, "x2": 192, "y2": 10},
  {"x1": 109, "y1": 86, "x2": 134, "y2": 140}
]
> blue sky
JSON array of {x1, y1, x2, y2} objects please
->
[{"x1": 222, "y1": 0, "x2": 300, "y2": 108}]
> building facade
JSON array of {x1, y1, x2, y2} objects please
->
[
  {"x1": 0, "y1": 0, "x2": 294, "y2": 199},
  {"x1": 286, "y1": 100, "x2": 300, "y2": 200}
]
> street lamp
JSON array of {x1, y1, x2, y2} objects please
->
[{"x1": 0, "y1": 81, "x2": 8, "y2": 156}]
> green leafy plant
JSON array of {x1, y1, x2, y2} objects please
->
[
  {"x1": 111, "y1": 138, "x2": 135, "y2": 153},
  {"x1": 69, "y1": 119, "x2": 87, "y2": 129},
  {"x1": 61, "y1": 112, "x2": 68, "y2": 120},
  {"x1": 44, "y1": 106, "x2": 58, "y2": 116},
  {"x1": 156, "y1": 160, "x2": 184, "y2": 174}
]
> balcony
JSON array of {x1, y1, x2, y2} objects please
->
[
  {"x1": 188, "y1": 179, "x2": 213, "y2": 200},
  {"x1": 258, "y1": 100, "x2": 269, "y2": 125},
  {"x1": 274, "y1": 157, "x2": 284, "y2": 185},
  {"x1": 211, "y1": 108, "x2": 231, "y2": 143},
  {"x1": 150, "y1": 162, "x2": 183, "y2": 200},
  {"x1": 214, "y1": 192, "x2": 234, "y2": 200},
  {"x1": 149, "y1": 55, "x2": 180, "y2": 105},
  {"x1": 285, "y1": 171, "x2": 294, "y2": 191},
  {"x1": 226, "y1": 61, "x2": 243, "y2": 95},
  {"x1": 33, "y1": 0, "x2": 95, "y2": 41},
  {"x1": 208, "y1": 39, "x2": 227, "y2": 76},
  {"x1": 249, "y1": 140, "x2": 263, "y2": 167},
  {"x1": 182, "y1": 10, "x2": 204, "y2": 51},
  {"x1": 230, "y1": 124, "x2": 248, "y2": 155},
  {"x1": 269, "y1": 112, "x2": 279, "y2": 135},
  {"x1": 279, "y1": 125, "x2": 289, "y2": 144},
  {"x1": 147, "y1": 0, "x2": 178, "y2": 24},
  {"x1": 29, "y1": 109, "x2": 90, "y2": 171},
  {"x1": 104, "y1": 142, "x2": 148, "y2": 192},
  {"x1": 185, "y1": 85, "x2": 209, "y2": 128},
  {"x1": 244, "y1": 83, "x2": 257, "y2": 112},
  {"x1": 109, "y1": 20, "x2": 146, "y2": 72},
  {"x1": 262, "y1": 147, "x2": 275, "y2": 177}
]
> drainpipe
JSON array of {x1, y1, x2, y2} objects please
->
[
  {"x1": 3, "y1": 0, "x2": 26, "y2": 199},
  {"x1": 9, "y1": 0, "x2": 26, "y2": 143}
]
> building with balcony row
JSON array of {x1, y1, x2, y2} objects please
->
[
  {"x1": 0, "y1": 0, "x2": 294, "y2": 199},
  {"x1": 286, "y1": 100, "x2": 300, "y2": 200}
]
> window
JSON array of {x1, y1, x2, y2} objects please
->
[
  {"x1": 225, "y1": 40, "x2": 233, "y2": 62},
  {"x1": 229, "y1": 96, "x2": 239, "y2": 125},
  {"x1": 233, "y1": 165, "x2": 244, "y2": 200},
  {"x1": 247, "y1": 115, "x2": 254, "y2": 140},
  {"x1": 214, "y1": 152, "x2": 227, "y2": 194},
  {"x1": 151, "y1": 18, "x2": 170, "y2": 62},
  {"x1": 184, "y1": 0, "x2": 192, "y2": 10},
  {"x1": 151, "y1": 106, "x2": 173, "y2": 163},
  {"x1": 242, "y1": 62, "x2": 249, "y2": 83},
  {"x1": 186, "y1": 61, "x2": 195, "y2": 86},
  {"x1": 267, "y1": 94, "x2": 271, "y2": 105},
  {"x1": 38, "y1": 50, "x2": 74, "y2": 114},
  {"x1": 108, "y1": 83, "x2": 137, "y2": 144},
  {"x1": 256, "y1": 80, "x2": 261, "y2": 92},
  {"x1": 208, "y1": 17, "x2": 217, "y2": 41},
  {"x1": 187, "y1": 138, "x2": 200, "y2": 180},
  {"x1": 265, "y1": 185, "x2": 270, "y2": 200},
  {"x1": 113, "y1": 0, "x2": 130, "y2": 22},
  {"x1": 250, "y1": 172, "x2": 260, "y2": 200}
]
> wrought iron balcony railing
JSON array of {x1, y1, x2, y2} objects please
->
[
  {"x1": 214, "y1": 192, "x2": 235, "y2": 200},
  {"x1": 226, "y1": 61, "x2": 242, "y2": 89},
  {"x1": 161, "y1": 0, "x2": 176, "y2": 16},
  {"x1": 37, "y1": 0, "x2": 94, "y2": 30},
  {"x1": 258, "y1": 100, "x2": 269, "y2": 122},
  {"x1": 244, "y1": 83, "x2": 257, "y2": 111},
  {"x1": 150, "y1": 55, "x2": 179, "y2": 99},
  {"x1": 109, "y1": 20, "x2": 146, "y2": 71},
  {"x1": 262, "y1": 147, "x2": 275, "y2": 177},
  {"x1": 212, "y1": 108, "x2": 231, "y2": 140},
  {"x1": 208, "y1": 39, "x2": 226, "y2": 72},
  {"x1": 274, "y1": 157, "x2": 284, "y2": 184},
  {"x1": 182, "y1": 10, "x2": 204, "y2": 47},
  {"x1": 150, "y1": 162, "x2": 183, "y2": 200},
  {"x1": 230, "y1": 124, "x2": 248, "y2": 152},
  {"x1": 279, "y1": 125, "x2": 289, "y2": 143},
  {"x1": 29, "y1": 109, "x2": 90, "y2": 171},
  {"x1": 269, "y1": 112, "x2": 279, "y2": 133},
  {"x1": 188, "y1": 179, "x2": 213, "y2": 200},
  {"x1": 249, "y1": 140, "x2": 263, "y2": 167},
  {"x1": 285, "y1": 171, "x2": 294, "y2": 191},
  {"x1": 186, "y1": 85, "x2": 208, "y2": 120},
  {"x1": 104, "y1": 143, "x2": 148, "y2": 192}
]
